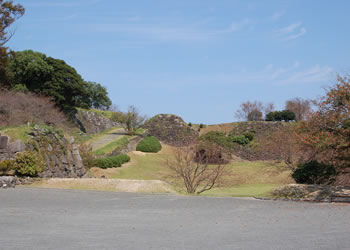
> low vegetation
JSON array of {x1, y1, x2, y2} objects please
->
[
  {"x1": 94, "y1": 154, "x2": 130, "y2": 169},
  {"x1": 13, "y1": 151, "x2": 45, "y2": 177},
  {"x1": 136, "y1": 136, "x2": 162, "y2": 153}
]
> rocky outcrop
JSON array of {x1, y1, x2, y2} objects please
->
[
  {"x1": 270, "y1": 184, "x2": 350, "y2": 202},
  {"x1": 0, "y1": 176, "x2": 16, "y2": 188},
  {"x1": 27, "y1": 126, "x2": 87, "y2": 178},
  {"x1": 74, "y1": 109, "x2": 119, "y2": 134},
  {"x1": 144, "y1": 114, "x2": 198, "y2": 146}
]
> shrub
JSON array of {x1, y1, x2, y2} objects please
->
[
  {"x1": 243, "y1": 132, "x2": 254, "y2": 141},
  {"x1": 199, "y1": 123, "x2": 205, "y2": 129},
  {"x1": 188, "y1": 122, "x2": 192, "y2": 127},
  {"x1": 0, "y1": 160, "x2": 15, "y2": 175},
  {"x1": 292, "y1": 161, "x2": 337, "y2": 185},
  {"x1": 232, "y1": 135, "x2": 250, "y2": 145},
  {"x1": 136, "y1": 136, "x2": 162, "y2": 153},
  {"x1": 266, "y1": 110, "x2": 296, "y2": 122},
  {"x1": 13, "y1": 151, "x2": 45, "y2": 177},
  {"x1": 94, "y1": 154, "x2": 130, "y2": 169},
  {"x1": 78, "y1": 143, "x2": 96, "y2": 169}
]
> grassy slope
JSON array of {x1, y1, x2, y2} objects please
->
[
  {"x1": 90, "y1": 144, "x2": 293, "y2": 197},
  {"x1": 0, "y1": 125, "x2": 32, "y2": 142}
]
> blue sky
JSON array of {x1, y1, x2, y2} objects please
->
[{"x1": 8, "y1": 0, "x2": 350, "y2": 124}]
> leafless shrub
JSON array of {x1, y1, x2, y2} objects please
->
[
  {"x1": 166, "y1": 143, "x2": 228, "y2": 194},
  {"x1": 0, "y1": 89, "x2": 72, "y2": 130}
]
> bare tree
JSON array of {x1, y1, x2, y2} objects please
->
[
  {"x1": 236, "y1": 101, "x2": 274, "y2": 121},
  {"x1": 166, "y1": 143, "x2": 227, "y2": 194},
  {"x1": 111, "y1": 105, "x2": 146, "y2": 135},
  {"x1": 285, "y1": 98, "x2": 311, "y2": 121}
]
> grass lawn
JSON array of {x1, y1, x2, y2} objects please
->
[
  {"x1": 94, "y1": 136, "x2": 130, "y2": 156},
  {"x1": 90, "y1": 144, "x2": 294, "y2": 197},
  {"x1": 0, "y1": 125, "x2": 32, "y2": 142}
]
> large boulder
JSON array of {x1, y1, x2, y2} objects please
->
[{"x1": 143, "y1": 114, "x2": 198, "y2": 146}]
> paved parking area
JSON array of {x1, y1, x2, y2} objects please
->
[{"x1": 0, "y1": 187, "x2": 349, "y2": 250}]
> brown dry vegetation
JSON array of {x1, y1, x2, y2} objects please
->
[{"x1": 0, "y1": 90, "x2": 73, "y2": 131}]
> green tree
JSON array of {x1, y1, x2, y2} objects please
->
[
  {"x1": 86, "y1": 81, "x2": 112, "y2": 110},
  {"x1": 0, "y1": 0, "x2": 25, "y2": 87},
  {"x1": 9, "y1": 50, "x2": 53, "y2": 89}
]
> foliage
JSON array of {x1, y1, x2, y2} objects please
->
[
  {"x1": 84, "y1": 81, "x2": 112, "y2": 110},
  {"x1": 296, "y1": 75, "x2": 350, "y2": 169},
  {"x1": 136, "y1": 136, "x2": 162, "y2": 153},
  {"x1": 94, "y1": 154, "x2": 130, "y2": 169},
  {"x1": 232, "y1": 135, "x2": 250, "y2": 145},
  {"x1": 200, "y1": 131, "x2": 232, "y2": 148},
  {"x1": 266, "y1": 110, "x2": 296, "y2": 121},
  {"x1": 0, "y1": 159, "x2": 14, "y2": 175},
  {"x1": 8, "y1": 50, "x2": 110, "y2": 114},
  {"x1": 167, "y1": 144, "x2": 227, "y2": 194},
  {"x1": 0, "y1": 0, "x2": 25, "y2": 88},
  {"x1": 13, "y1": 151, "x2": 45, "y2": 177},
  {"x1": 78, "y1": 143, "x2": 96, "y2": 169},
  {"x1": 188, "y1": 122, "x2": 192, "y2": 127},
  {"x1": 292, "y1": 161, "x2": 337, "y2": 185},
  {"x1": 111, "y1": 106, "x2": 146, "y2": 135},
  {"x1": 285, "y1": 98, "x2": 311, "y2": 121},
  {"x1": 199, "y1": 123, "x2": 205, "y2": 129},
  {"x1": 243, "y1": 132, "x2": 254, "y2": 141}
]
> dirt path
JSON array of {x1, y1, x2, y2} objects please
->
[{"x1": 91, "y1": 128, "x2": 126, "y2": 150}]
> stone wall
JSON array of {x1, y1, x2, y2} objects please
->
[
  {"x1": 27, "y1": 126, "x2": 87, "y2": 178},
  {"x1": 143, "y1": 114, "x2": 198, "y2": 146},
  {"x1": 74, "y1": 109, "x2": 119, "y2": 134},
  {"x1": 0, "y1": 134, "x2": 26, "y2": 161}
]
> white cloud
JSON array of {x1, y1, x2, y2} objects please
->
[
  {"x1": 277, "y1": 22, "x2": 307, "y2": 40},
  {"x1": 89, "y1": 18, "x2": 253, "y2": 42},
  {"x1": 270, "y1": 11, "x2": 284, "y2": 21}
]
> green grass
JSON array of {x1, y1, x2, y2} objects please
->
[
  {"x1": 94, "y1": 136, "x2": 130, "y2": 156},
  {"x1": 92, "y1": 145, "x2": 293, "y2": 197},
  {"x1": 0, "y1": 125, "x2": 32, "y2": 143},
  {"x1": 77, "y1": 127, "x2": 122, "y2": 145},
  {"x1": 77, "y1": 107, "x2": 115, "y2": 120}
]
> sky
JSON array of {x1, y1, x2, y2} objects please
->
[{"x1": 7, "y1": 0, "x2": 350, "y2": 124}]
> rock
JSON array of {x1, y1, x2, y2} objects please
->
[
  {"x1": 0, "y1": 136, "x2": 9, "y2": 150},
  {"x1": 74, "y1": 109, "x2": 119, "y2": 134},
  {"x1": 0, "y1": 176, "x2": 16, "y2": 188},
  {"x1": 7, "y1": 140, "x2": 25, "y2": 153}
]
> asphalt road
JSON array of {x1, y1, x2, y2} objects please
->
[{"x1": 0, "y1": 187, "x2": 349, "y2": 250}]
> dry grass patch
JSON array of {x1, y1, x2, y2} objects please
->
[{"x1": 31, "y1": 178, "x2": 175, "y2": 193}]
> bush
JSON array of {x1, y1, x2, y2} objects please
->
[
  {"x1": 200, "y1": 131, "x2": 231, "y2": 148},
  {"x1": 188, "y1": 122, "x2": 192, "y2": 127},
  {"x1": 13, "y1": 151, "x2": 45, "y2": 177},
  {"x1": 243, "y1": 132, "x2": 254, "y2": 141},
  {"x1": 199, "y1": 123, "x2": 205, "y2": 129},
  {"x1": 94, "y1": 154, "x2": 130, "y2": 169},
  {"x1": 0, "y1": 160, "x2": 15, "y2": 175},
  {"x1": 78, "y1": 143, "x2": 96, "y2": 169},
  {"x1": 266, "y1": 110, "x2": 296, "y2": 122},
  {"x1": 232, "y1": 135, "x2": 250, "y2": 145},
  {"x1": 292, "y1": 161, "x2": 337, "y2": 185},
  {"x1": 136, "y1": 136, "x2": 162, "y2": 153}
]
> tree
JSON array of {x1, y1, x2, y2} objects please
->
[
  {"x1": 112, "y1": 105, "x2": 146, "y2": 135},
  {"x1": 9, "y1": 50, "x2": 92, "y2": 113},
  {"x1": 285, "y1": 98, "x2": 311, "y2": 121},
  {"x1": 247, "y1": 109, "x2": 263, "y2": 121},
  {"x1": 266, "y1": 110, "x2": 295, "y2": 122},
  {"x1": 85, "y1": 81, "x2": 112, "y2": 110},
  {"x1": 0, "y1": 0, "x2": 25, "y2": 87},
  {"x1": 166, "y1": 143, "x2": 227, "y2": 194},
  {"x1": 235, "y1": 101, "x2": 274, "y2": 121},
  {"x1": 296, "y1": 75, "x2": 350, "y2": 169}
]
